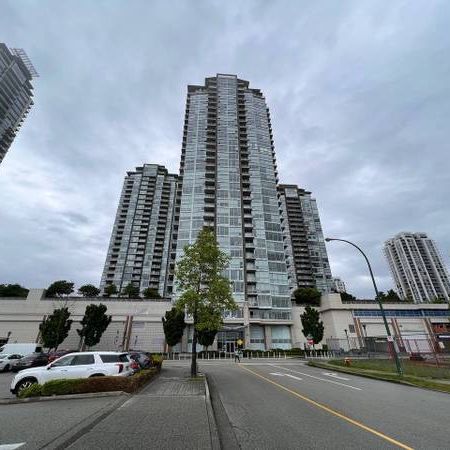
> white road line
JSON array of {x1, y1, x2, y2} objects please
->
[
  {"x1": 269, "y1": 372, "x2": 303, "y2": 381},
  {"x1": 0, "y1": 444, "x2": 26, "y2": 450},
  {"x1": 322, "y1": 372, "x2": 350, "y2": 381},
  {"x1": 269, "y1": 364, "x2": 362, "y2": 391}
]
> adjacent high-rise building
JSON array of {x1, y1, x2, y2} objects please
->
[
  {"x1": 0, "y1": 44, "x2": 38, "y2": 164},
  {"x1": 278, "y1": 184, "x2": 333, "y2": 294},
  {"x1": 167, "y1": 74, "x2": 292, "y2": 350},
  {"x1": 100, "y1": 164, "x2": 177, "y2": 296},
  {"x1": 332, "y1": 277, "x2": 346, "y2": 293},
  {"x1": 384, "y1": 232, "x2": 450, "y2": 303}
]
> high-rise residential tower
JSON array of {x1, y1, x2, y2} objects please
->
[
  {"x1": 384, "y1": 232, "x2": 450, "y2": 303},
  {"x1": 332, "y1": 277, "x2": 346, "y2": 293},
  {"x1": 0, "y1": 44, "x2": 38, "y2": 164},
  {"x1": 100, "y1": 164, "x2": 177, "y2": 296},
  {"x1": 167, "y1": 74, "x2": 292, "y2": 350},
  {"x1": 278, "y1": 184, "x2": 333, "y2": 294}
]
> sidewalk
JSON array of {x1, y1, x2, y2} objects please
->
[{"x1": 65, "y1": 365, "x2": 218, "y2": 450}]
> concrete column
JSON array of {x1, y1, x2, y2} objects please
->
[
  {"x1": 264, "y1": 325, "x2": 272, "y2": 350},
  {"x1": 27, "y1": 289, "x2": 45, "y2": 302},
  {"x1": 181, "y1": 326, "x2": 189, "y2": 352},
  {"x1": 244, "y1": 324, "x2": 251, "y2": 348},
  {"x1": 289, "y1": 325, "x2": 295, "y2": 349}
]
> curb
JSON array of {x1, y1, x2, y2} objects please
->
[
  {"x1": 204, "y1": 374, "x2": 221, "y2": 450},
  {"x1": 0, "y1": 390, "x2": 129, "y2": 405},
  {"x1": 307, "y1": 361, "x2": 450, "y2": 394}
]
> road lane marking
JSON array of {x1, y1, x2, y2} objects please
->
[
  {"x1": 0, "y1": 444, "x2": 26, "y2": 450},
  {"x1": 240, "y1": 366, "x2": 414, "y2": 450},
  {"x1": 269, "y1": 364, "x2": 362, "y2": 391},
  {"x1": 322, "y1": 372, "x2": 350, "y2": 381},
  {"x1": 269, "y1": 372, "x2": 303, "y2": 380}
]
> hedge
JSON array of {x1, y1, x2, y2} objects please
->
[{"x1": 19, "y1": 367, "x2": 160, "y2": 399}]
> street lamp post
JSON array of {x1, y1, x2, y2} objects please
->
[
  {"x1": 325, "y1": 237, "x2": 403, "y2": 375},
  {"x1": 344, "y1": 328, "x2": 350, "y2": 351}
]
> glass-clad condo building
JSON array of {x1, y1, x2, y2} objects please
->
[
  {"x1": 278, "y1": 184, "x2": 333, "y2": 294},
  {"x1": 100, "y1": 164, "x2": 177, "y2": 297},
  {"x1": 0, "y1": 44, "x2": 38, "y2": 164},
  {"x1": 168, "y1": 74, "x2": 292, "y2": 350}
]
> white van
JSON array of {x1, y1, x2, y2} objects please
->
[{"x1": 0, "y1": 343, "x2": 43, "y2": 355}]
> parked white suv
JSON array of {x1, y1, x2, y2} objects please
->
[{"x1": 10, "y1": 352, "x2": 133, "y2": 396}]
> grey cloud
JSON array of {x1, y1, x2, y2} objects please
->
[{"x1": 0, "y1": 0, "x2": 449, "y2": 297}]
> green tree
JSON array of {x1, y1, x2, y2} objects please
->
[
  {"x1": 196, "y1": 307, "x2": 220, "y2": 350},
  {"x1": 78, "y1": 284, "x2": 100, "y2": 297},
  {"x1": 384, "y1": 289, "x2": 401, "y2": 302},
  {"x1": 340, "y1": 292, "x2": 357, "y2": 302},
  {"x1": 45, "y1": 280, "x2": 74, "y2": 298},
  {"x1": 0, "y1": 284, "x2": 29, "y2": 297},
  {"x1": 300, "y1": 305, "x2": 324, "y2": 348},
  {"x1": 103, "y1": 284, "x2": 118, "y2": 297},
  {"x1": 122, "y1": 282, "x2": 140, "y2": 298},
  {"x1": 293, "y1": 287, "x2": 321, "y2": 306},
  {"x1": 77, "y1": 304, "x2": 112, "y2": 350},
  {"x1": 39, "y1": 307, "x2": 73, "y2": 351},
  {"x1": 162, "y1": 307, "x2": 186, "y2": 349},
  {"x1": 175, "y1": 228, "x2": 236, "y2": 377},
  {"x1": 197, "y1": 328, "x2": 218, "y2": 350},
  {"x1": 143, "y1": 288, "x2": 161, "y2": 299}
]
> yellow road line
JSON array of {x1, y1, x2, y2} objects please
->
[{"x1": 240, "y1": 365, "x2": 414, "y2": 450}]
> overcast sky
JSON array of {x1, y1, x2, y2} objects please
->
[{"x1": 1, "y1": 0, "x2": 449, "y2": 298}]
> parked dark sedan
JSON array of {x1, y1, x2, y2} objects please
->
[
  {"x1": 128, "y1": 351, "x2": 152, "y2": 370},
  {"x1": 11, "y1": 353, "x2": 48, "y2": 372},
  {"x1": 47, "y1": 349, "x2": 78, "y2": 363}
]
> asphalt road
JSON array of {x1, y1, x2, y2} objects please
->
[
  {"x1": 0, "y1": 371, "x2": 16, "y2": 399},
  {"x1": 1, "y1": 359, "x2": 449, "y2": 449},
  {"x1": 201, "y1": 359, "x2": 450, "y2": 450}
]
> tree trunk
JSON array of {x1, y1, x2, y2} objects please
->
[
  {"x1": 78, "y1": 335, "x2": 84, "y2": 352},
  {"x1": 191, "y1": 310, "x2": 198, "y2": 377}
]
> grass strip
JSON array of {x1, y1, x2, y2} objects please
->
[{"x1": 308, "y1": 360, "x2": 450, "y2": 394}]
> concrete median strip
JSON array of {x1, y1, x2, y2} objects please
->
[
  {"x1": 203, "y1": 374, "x2": 221, "y2": 450},
  {"x1": 308, "y1": 360, "x2": 450, "y2": 394}
]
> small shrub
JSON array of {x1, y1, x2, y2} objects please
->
[
  {"x1": 19, "y1": 383, "x2": 42, "y2": 398},
  {"x1": 34, "y1": 369, "x2": 160, "y2": 397},
  {"x1": 151, "y1": 354, "x2": 163, "y2": 369},
  {"x1": 41, "y1": 379, "x2": 85, "y2": 396}
]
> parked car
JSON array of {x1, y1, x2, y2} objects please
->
[
  {"x1": 128, "y1": 351, "x2": 152, "y2": 371},
  {"x1": 47, "y1": 349, "x2": 78, "y2": 363},
  {"x1": 0, "y1": 343, "x2": 43, "y2": 355},
  {"x1": 0, "y1": 354, "x2": 23, "y2": 372},
  {"x1": 11, "y1": 353, "x2": 48, "y2": 372},
  {"x1": 10, "y1": 352, "x2": 133, "y2": 396}
]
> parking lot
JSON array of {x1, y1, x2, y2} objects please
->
[{"x1": 0, "y1": 371, "x2": 16, "y2": 399}]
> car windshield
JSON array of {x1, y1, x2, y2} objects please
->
[{"x1": 0, "y1": 354, "x2": 9, "y2": 359}]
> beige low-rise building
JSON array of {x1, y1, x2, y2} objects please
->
[{"x1": 0, "y1": 291, "x2": 448, "y2": 353}]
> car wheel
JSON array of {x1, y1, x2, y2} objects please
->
[{"x1": 15, "y1": 378, "x2": 37, "y2": 397}]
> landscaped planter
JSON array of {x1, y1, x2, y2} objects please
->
[{"x1": 19, "y1": 364, "x2": 162, "y2": 399}]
